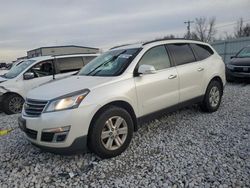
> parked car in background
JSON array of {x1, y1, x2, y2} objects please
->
[
  {"x1": 226, "y1": 45, "x2": 250, "y2": 82},
  {"x1": 0, "y1": 53, "x2": 99, "y2": 114},
  {"x1": 19, "y1": 39, "x2": 225, "y2": 158},
  {"x1": 0, "y1": 60, "x2": 25, "y2": 76}
]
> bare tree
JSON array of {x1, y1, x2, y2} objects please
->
[
  {"x1": 188, "y1": 17, "x2": 216, "y2": 42},
  {"x1": 234, "y1": 18, "x2": 244, "y2": 38},
  {"x1": 243, "y1": 23, "x2": 250, "y2": 36},
  {"x1": 155, "y1": 34, "x2": 176, "y2": 40},
  {"x1": 234, "y1": 18, "x2": 250, "y2": 38}
]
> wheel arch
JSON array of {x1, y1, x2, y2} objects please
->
[
  {"x1": 2, "y1": 91, "x2": 24, "y2": 100},
  {"x1": 207, "y1": 76, "x2": 224, "y2": 95},
  {"x1": 88, "y1": 100, "x2": 138, "y2": 138}
]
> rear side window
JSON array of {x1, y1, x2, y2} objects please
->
[
  {"x1": 191, "y1": 43, "x2": 214, "y2": 61},
  {"x1": 139, "y1": 45, "x2": 171, "y2": 70},
  {"x1": 56, "y1": 57, "x2": 84, "y2": 73},
  {"x1": 166, "y1": 43, "x2": 196, "y2": 66}
]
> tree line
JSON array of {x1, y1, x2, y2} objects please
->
[{"x1": 160, "y1": 17, "x2": 250, "y2": 42}]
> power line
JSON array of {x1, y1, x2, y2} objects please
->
[{"x1": 215, "y1": 19, "x2": 250, "y2": 29}]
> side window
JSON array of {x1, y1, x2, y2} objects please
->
[
  {"x1": 27, "y1": 60, "x2": 53, "y2": 78},
  {"x1": 139, "y1": 45, "x2": 171, "y2": 70},
  {"x1": 166, "y1": 43, "x2": 196, "y2": 66},
  {"x1": 56, "y1": 57, "x2": 84, "y2": 73},
  {"x1": 190, "y1": 43, "x2": 214, "y2": 61}
]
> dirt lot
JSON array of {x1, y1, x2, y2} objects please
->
[{"x1": 0, "y1": 83, "x2": 249, "y2": 187}]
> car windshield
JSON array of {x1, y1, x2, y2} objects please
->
[
  {"x1": 237, "y1": 47, "x2": 250, "y2": 58},
  {"x1": 3, "y1": 60, "x2": 36, "y2": 79},
  {"x1": 78, "y1": 48, "x2": 141, "y2": 76}
]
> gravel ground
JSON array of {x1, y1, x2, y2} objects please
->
[{"x1": 0, "y1": 83, "x2": 249, "y2": 188}]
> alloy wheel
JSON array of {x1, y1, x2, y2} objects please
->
[
  {"x1": 209, "y1": 86, "x2": 220, "y2": 108},
  {"x1": 101, "y1": 116, "x2": 128, "y2": 151},
  {"x1": 9, "y1": 96, "x2": 23, "y2": 113}
]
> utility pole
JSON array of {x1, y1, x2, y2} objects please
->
[{"x1": 184, "y1": 20, "x2": 194, "y2": 39}]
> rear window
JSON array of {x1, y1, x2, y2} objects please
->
[
  {"x1": 166, "y1": 43, "x2": 196, "y2": 66},
  {"x1": 191, "y1": 43, "x2": 214, "y2": 61},
  {"x1": 55, "y1": 56, "x2": 96, "y2": 73}
]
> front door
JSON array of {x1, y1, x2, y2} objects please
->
[
  {"x1": 23, "y1": 60, "x2": 54, "y2": 97},
  {"x1": 134, "y1": 45, "x2": 179, "y2": 116}
]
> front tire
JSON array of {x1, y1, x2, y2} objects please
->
[
  {"x1": 2, "y1": 93, "x2": 24, "y2": 114},
  {"x1": 200, "y1": 80, "x2": 223, "y2": 112},
  {"x1": 88, "y1": 106, "x2": 134, "y2": 159}
]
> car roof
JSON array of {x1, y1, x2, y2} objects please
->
[
  {"x1": 28, "y1": 53, "x2": 100, "y2": 62},
  {"x1": 110, "y1": 39, "x2": 210, "y2": 51}
]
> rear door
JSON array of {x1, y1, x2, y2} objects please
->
[
  {"x1": 190, "y1": 43, "x2": 215, "y2": 89},
  {"x1": 134, "y1": 45, "x2": 179, "y2": 116},
  {"x1": 166, "y1": 43, "x2": 203, "y2": 102}
]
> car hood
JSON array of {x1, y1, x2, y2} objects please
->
[
  {"x1": 0, "y1": 70, "x2": 9, "y2": 75},
  {"x1": 27, "y1": 75, "x2": 115, "y2": 100},
  {"x1": 229, "y1": 57, "x2": 250, "y2": 66}
]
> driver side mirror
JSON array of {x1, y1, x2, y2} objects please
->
[
  {"x1": 138, "y1": 64, "x2": 157, "y2": 75},
  {"x1": 23, "y1": 72, "x2": 35, "y2": 80},
  {"x1": 230, "y1": 56, "x2": 235, "y2": 59}
]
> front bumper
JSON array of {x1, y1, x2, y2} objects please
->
[
  {"x1": 18, "y1": 104, "x2": 99, "y2": 154},
  {"x1": 0, "y1": 95, "x2": 3, "y2": 111},
  {"x1": 31, "y1": 135, "x2": 88, "y2": 154},
  {"x1": 226, "y1": 67, "x2": 250, "y2": 79}
]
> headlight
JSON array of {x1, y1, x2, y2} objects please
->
[{"x1": 44, "y1": 89, "x2": 90, "y2": 112}]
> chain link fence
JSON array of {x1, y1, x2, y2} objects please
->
[{"x1": 210, "y1": 36, "x2": 250, "y2": 63}]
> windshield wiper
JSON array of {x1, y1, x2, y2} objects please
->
[{"x1": 86, "y1": 50, "x2": 126, "y2": 76}]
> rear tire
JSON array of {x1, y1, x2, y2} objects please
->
[
  {"x1": 200, "y1": 80, "x2": 223, "y2": 113},
  {"x1": 88, "y1": 106, "x2": 134, "y2": 159},
  {"x1": 2, "y1": 93, "x2": 24, "y2": 114}
]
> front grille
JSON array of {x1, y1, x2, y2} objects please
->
[
  {"x1": 24, "y1": 99, "x2": 48, "y2": 117},
  {"x1": 232, "y1": 66, "x2": 250, "y2": 73},
  {"x1": 25, "y1": 128, "x2": 38, "y2": 139}
]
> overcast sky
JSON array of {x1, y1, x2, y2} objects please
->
[{"x1": 0, "y1": 0, "x2": 249, "y2": 62}]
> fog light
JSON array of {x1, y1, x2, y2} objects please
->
[
  {"x1": 42, "y1": 126, "x2": 70, "y2": 142},
  {"x1": 56, "y1": 134, "x2": 67, "y2": 142},
  {"x1": 42, "y1": 126, "x2": 70, "y2": 133}
]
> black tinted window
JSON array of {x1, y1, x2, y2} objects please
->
[
  {"x1": 139, "y1": 45, "x2": 171, "y2": 70},
  {"x1": 166, "y1": 43, "x2": 195, "y2": 66},
  {"x1": 191, "y1": 43, "x2": 214, "y2": 60}
]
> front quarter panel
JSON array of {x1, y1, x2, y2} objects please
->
[
  {"x1": 80, "y1": 77, "x2": 138, "y2": 118},
  {"x1": 0, "y1": 78, "x2": 25, "y2": 98}
]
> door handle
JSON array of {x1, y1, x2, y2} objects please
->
[
  {"x1": 168, "y1": 75, "x2": 177, "y2": 79},
  {"x1": 197, "y1": 67, "x2": 204, "y2": 72}
]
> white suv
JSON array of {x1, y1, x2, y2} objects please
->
[
  {"x1": 0, "y1": 54, "x2": 98, "y2": 114},
  {"x1": 19, "y1": 39, "x2": 225, "y2": 158}
]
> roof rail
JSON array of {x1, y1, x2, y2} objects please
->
[
  {"x1": 50, "y1": 53, "x2": 98, "y2": 58},
  {"x1": 142, "y1": 38, "x2": 202, "y2": 45},
  {"x1": 109, "y1": 38, "x2": 204, "y2": 50}
]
